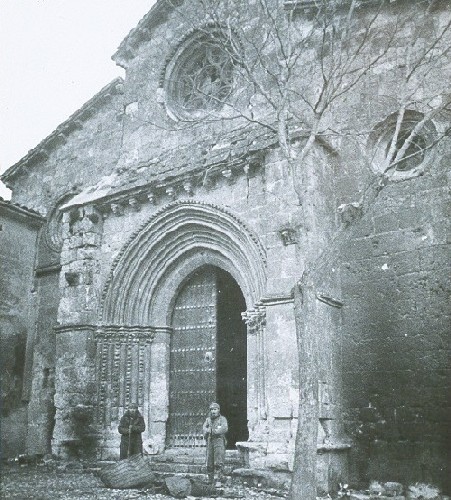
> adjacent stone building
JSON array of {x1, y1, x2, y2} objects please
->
[
  {"x1": 0, "y1": 198, "x2": 44, "y2": 457},
  {"x1": 1, "y1": 0, "x2": 449, "y2": 494}
]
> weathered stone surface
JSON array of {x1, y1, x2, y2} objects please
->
[
  {"x1": 1, "y1": 0, "x2": 450, "y2": 495},
  {"x1": 0, "y1": 199, "x2": 43, "y2": 457}
]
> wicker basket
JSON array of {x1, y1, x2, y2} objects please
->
[{"x1": 98, "y1": 454, "x2": 156, "y2": 489}]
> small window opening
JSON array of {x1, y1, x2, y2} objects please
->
[{"x1": 388, "y1": 130, "x2": 427, "y2": 171}]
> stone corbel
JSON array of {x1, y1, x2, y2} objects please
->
[
  {"x1": 279, "y1": 227, "x2": 297, "y2": 246},
  {"x1": 221, "y1": 168, "x2": 233, "y2": 183},
  {"x1": 110, "y1": 202, "x2": 123, "y2": 216},
  {"x1": 147, "y1": 192, "x2": 156, "y2": 205},
  {"x1": 165, "y1": 186, "x2": 176, "y2": 200},
  {"x1": 183, "y1": 181, "x2": 193, "y2": 196},
  {"x1": 128, "y1": 197, "x2": 140, "y2": 212}
]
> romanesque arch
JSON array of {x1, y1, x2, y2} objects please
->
[
  {"x1": 95, "y1": 201, "x2": 267, "y2": 453},
  {"x1": 100, "y1": 200, "x2": 267, "y2": 326}
]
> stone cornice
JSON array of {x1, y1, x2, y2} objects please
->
[
  {"x1": 35, "y1": 264, "x2": 62, "y2": 278},
  {"x1": 60, "y1": 125, "x2": 275, "y2": 213},
  {"x1": 259, "y1": 293, "x2": 294, "y2": 306},
  {"x1": 0, "y1": 197, "x2": 45, "y2": 227},
  {"x1": 54, "y1": 324, "x2": 97, "y2": 334},
  {"x1": 114, "y1": 0, "x2": 418, "y2": 67},
  {"x1": 284, "y1": 0, "x2": 406, "y2": 12},
  {"x1": 1, "y1": 78, "x2": 124, "y2": 187},
  {"x1": 73, "y1": 152, "x2": 263, "y2": 212}
]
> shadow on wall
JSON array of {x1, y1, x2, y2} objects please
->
[
  {"x1": 61, "y1": 404, "x2": 98, "y2": 460},
  {"x1": 1, "y1": 328, "x2": 27, "y2": 417}
]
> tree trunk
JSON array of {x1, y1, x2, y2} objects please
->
[{"x1": 289, "y1": 276, "x2": 319, "y2": 500}]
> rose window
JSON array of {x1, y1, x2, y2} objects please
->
[{"x1": 164, "y1": 30, "x2": 235, "y2": 119}]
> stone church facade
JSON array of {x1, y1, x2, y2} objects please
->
[{"x1": 1, "y1": 0, "x2": 449, "y2": 493}]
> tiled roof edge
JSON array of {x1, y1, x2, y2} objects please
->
[{"x1": 0, "y1": 196, "x2": 45, "y2": 223}]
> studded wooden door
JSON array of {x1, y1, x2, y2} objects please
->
[{"x1": 167, "y1": 267, "x2": 217, "y2": 448}]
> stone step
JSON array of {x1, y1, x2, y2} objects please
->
[
  {"x1": 147, "y1": 461, "x2": 238, "y2": 475},
  {"x1": 145, "y1": 450, "x2": 243, "y2": 476},
  {"x1": 148, "y1": 453, "x2": 242, "y2": 466}
]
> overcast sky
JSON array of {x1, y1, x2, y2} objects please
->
[{"x1": 0, "y1": 0, "x2": 156, "y2": 199}]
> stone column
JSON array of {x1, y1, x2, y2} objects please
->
[
  {"x1": 239, "y1": 296, "x2": 299, "y2": 471},
  {"x1": 147, "y1": 326, "x2": 172, "y2": 454},
  {"x1": 52, "y1": 205, "x2": 103, "y2": 459},
  {"x1": 237, "y1": 306, "x2": 269, "y2": 466},
  {"x1": 94, "y1": 326, "x2": 155, "y2": 459}
]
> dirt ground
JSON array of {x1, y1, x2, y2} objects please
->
[{"x1": 0, "y1": 464, "x2": 287, "y2": 500}]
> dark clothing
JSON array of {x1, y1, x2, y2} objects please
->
[
  {"x1": 118, "y1": 410, "x2": 146, "y2": 459},
  {"x1": 203, "y1": 415, "x2": 228, "y2": 481}
]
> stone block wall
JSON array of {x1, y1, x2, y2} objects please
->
[
  {"x1": 8, "y1": 83, "x2": 125, "y2": 217},
  {"x1": 339, "y1": 157, "x2": 450, "y2": 491},
  {"x1": 1, "y1": 0, "x2": 449, "y2": 491},
  {"x1": 0, "y1": 202, "x2": 42, "y2": 458},
  {"x1": 26, "y1": 271, "x2": 60, "y2": 455}
]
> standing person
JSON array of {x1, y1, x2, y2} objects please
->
[
  {"x1": 118, "y1": 403, "x2": 146, "y2": 459},
  {"x1": 203, "y1": 402, "x2": 228, "y2": 485}
]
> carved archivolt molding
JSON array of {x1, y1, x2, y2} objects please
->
[{"x1": 100, "y1": 200, "x2": 267, "y2": 325}]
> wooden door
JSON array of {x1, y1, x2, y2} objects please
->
[{"x1": 167, "y1": 266, "x2": 217, "y2": 448}]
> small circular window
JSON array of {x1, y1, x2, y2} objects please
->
[
  {"x1": 164, "y1": 28, "x2": 235, "y2": 120},
  {"x1": 369, "y1": 111, "x2": 436, "y2": 178}
]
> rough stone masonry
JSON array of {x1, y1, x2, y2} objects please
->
[{"x1": 1, "y1": 0, "x2": 449, "y2": 495}]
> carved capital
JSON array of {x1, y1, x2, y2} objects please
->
[
  {"x1": 96, "y1": 325, "x2": 156, "y2": 344},
  {"x1": 242, "y1": 305, "x2": 266, "y2": 333}
]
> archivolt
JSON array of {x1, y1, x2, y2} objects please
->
[{"x1": 100, "y1": 200, "x2": 267, "y2": 325}]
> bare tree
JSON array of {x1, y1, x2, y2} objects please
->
[{"x1": 145, "y1": 1, "x2": 451, "y2": 497}]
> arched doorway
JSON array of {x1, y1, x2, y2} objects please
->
[{"x1": 167, "y1": 265, "x2": 248, "y2": 449}]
